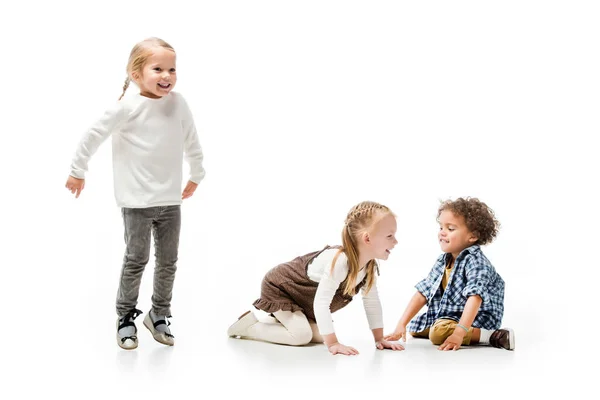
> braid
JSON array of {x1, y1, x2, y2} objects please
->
[
  {"x1": 345, "y1": 201, "x2": 389, "y2": 229},
  {"x1": 118, "y1": 77, "x2": 130, "y2": 100}
]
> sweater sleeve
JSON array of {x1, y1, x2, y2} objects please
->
[
  {"x1": 180, "y1": 95, "x2": 205, "y2": 184},
  {"x1": 69, "y1": 102, "x2": 124, "y2": 179},
  {"x1": 361, "y1": 276, "x2": 384, "y2": 330},
  {"x1": 313, "y1": 254, "x2": 348, "y2": 336}
]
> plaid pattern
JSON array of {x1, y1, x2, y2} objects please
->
[{"x1": 407, "y1": 245, "x2": 505, "y2": 332}]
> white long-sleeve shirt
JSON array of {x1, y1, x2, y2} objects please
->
[
  {"x1": 69, "y1": 92, "x2": 205, "y2": 208},
  {"x1": 307, "y1": 248, "x2": 383, "y2": 335}
]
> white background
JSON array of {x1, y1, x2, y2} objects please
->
[{"x1": 1, "y1": 0, "x2": 598, "y2": 398}]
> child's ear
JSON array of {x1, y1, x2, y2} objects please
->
[
  {"x1": 131, "y1": 71, "x2": 140, "y2": 82},
  {"x1": 363, "y1": 232, "x2": 371, "y2": 245},
  {"x1": 468, "y1": 235, "x2": 478, "y2": 244}
]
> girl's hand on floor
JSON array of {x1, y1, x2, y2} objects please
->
[{"x1": 328, "y1": 342, "x2": 359, "y2": 356}]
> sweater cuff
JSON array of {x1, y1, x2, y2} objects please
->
[{"x1": 69, "y1": 170, "x2": 85, "y2": 179}]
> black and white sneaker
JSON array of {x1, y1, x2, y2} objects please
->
[{"x1": 117, "y1": 308, "x2": 142, "y2": 350}]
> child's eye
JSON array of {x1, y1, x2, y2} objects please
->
[
  {"x1": 170, "y1": 68, "x2": 176, "y2": 72},
  {"x1": 154, "y1": 67, "x2": 161, "y2": 71}
]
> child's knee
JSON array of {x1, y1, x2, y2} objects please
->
[
  {"x1": 410, "y1": 329, "x2": 429, "y2": 339},
  {"x1": 291, "y1": 327, "x2": 313, "y2": 346},
  {"x1": 428, "y1": 319, "x2": 455, "y2": 345}
]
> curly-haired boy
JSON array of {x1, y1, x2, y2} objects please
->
[{"x1": 385, "y1": 197, "x2": 514, "y2": 351}]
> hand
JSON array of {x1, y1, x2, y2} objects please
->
[
  {"x1": 327, "y1": 342, "x2": 359, "y2": 356},
  {"x1": 65, "y1": 176, "x2": 85, "y2": 198},
  {"x1": 438, "y1": 330, "x2": 466, "y2": 351},
  {"x1": 182, "y1": 180, "x2": 198, "y2": 200},
  {"x1": 383, "y1": 326, "x2": 406, "y2": 342},
  {"x1": 375, "y1": 339, "x2": 405, "y2": 351}
]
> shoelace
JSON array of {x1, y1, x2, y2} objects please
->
[
  {"x1": 120, "y1": 308, "x2": 142, "y2": 325},
  {"x1": 153, "y1": 315, "x2": 174, "y2": 338},
  {"x1": 121, "y1": 335, "x2": 137, "y2": 343},
  {"x1": 118, "y1": 308, "x2": 143, "y2": 341}
]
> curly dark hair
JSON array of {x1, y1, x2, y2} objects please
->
[{"x1": 437, "y1": 197, "x2": 500, "y2": 245}]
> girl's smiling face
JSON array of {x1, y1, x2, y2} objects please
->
[
  {"x1": 363, "y1": 213, "x2": 398, "y2": 261},
  {"x1": 133, "y1": 47, "x2": 177, "y2": 99}
]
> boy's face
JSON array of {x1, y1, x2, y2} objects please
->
[{"x1": 438, "y1": 210, "x2": 478, "y2": 258}]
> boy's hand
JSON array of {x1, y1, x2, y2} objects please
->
[
  {"x1": 328, "y1": 342, "x2": 359, "y2": 356},
  {"x1": 65, "y1": 176, "x2": 85, "y2": 198},
  {"x1": 384, "y1": 326, "x2": 406, "y2": 342},
  {"x1": 376, "y1": 339, "x2": 405, "y2": 351},
  {"x1": 439, "y1": 329, "x2": 466, "y2": 351},
  {"x1": 182, "y1": 180, "x2": 198, "y2": 199}
]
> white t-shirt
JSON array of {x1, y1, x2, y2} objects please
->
[
  {"x1": 69, "y1": 91, "x2": 205, "y2": 208},
  {"x1": 307, "y1": 248, "x2": 383, "y2": 335}
]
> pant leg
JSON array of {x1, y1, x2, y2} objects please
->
[
  {"x1": 246, "y1": 310, "x2": 313, "y2": 346},
  {"x1": 116, "y1": 207, "x2": 154, "y2": 317},
  {"x1": 428, "y1": 318, "x2": 473, "y2": 346},
  {"x1": 151, "y1": 205, "x2": 181, "y2": 316},
  {"x1": 410, "y1": 328, "x2": 430, "y2": 338}
]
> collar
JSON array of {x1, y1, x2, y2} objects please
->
[{"x1": 442, "y1": 244, "x2": 480, "y2": 263}]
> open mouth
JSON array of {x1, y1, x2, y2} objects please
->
[
  {"x1": 158, "y1": 83, "x2": 171, "y2": 89},
  {"x1": 385, "y1": 249, "x2": 391, "y2": 254}
]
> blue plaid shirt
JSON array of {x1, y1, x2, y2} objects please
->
[{"x1": 407, "y1": 245, "x2": 505, "y2": 332}]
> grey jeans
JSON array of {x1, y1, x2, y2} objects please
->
[{"x1": 116, "y1": 205, "x2": 181, "y2": 317}]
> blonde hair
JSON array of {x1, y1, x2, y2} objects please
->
[
  {"x1": 331, "y1": 201, "x2": 394, "y2": 296},
  {"x1": 118, "y1": 37, "x2": 175, "y2": 100}
]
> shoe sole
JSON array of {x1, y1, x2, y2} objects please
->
[
  {"x1": 143, "y1": 313, "x2": 174, "y2": 346},
  {"x1": 227, "y1": 310, "x2": 257, "y2": 337},
  {"x1": 507, "y1": 328, "x2": 515, "y2": 350},
  {"x1": 116, "y1": 319, "x2": 138, "y2": 350}
]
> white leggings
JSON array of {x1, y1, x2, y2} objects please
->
[{"x1": 246, "y1": 310, "x2": 323, "y2": 346}]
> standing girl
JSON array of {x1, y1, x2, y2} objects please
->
[
  {"x1": 228, "y1": 201, "x2": 404, "y2": 355},
  {"x1": 65, "y1": 37, "x2": 205, "y2": 350}
]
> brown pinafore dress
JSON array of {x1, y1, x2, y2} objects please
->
[{"x1": 252, "y1": 245, "x2": 369, "y2": 321}]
